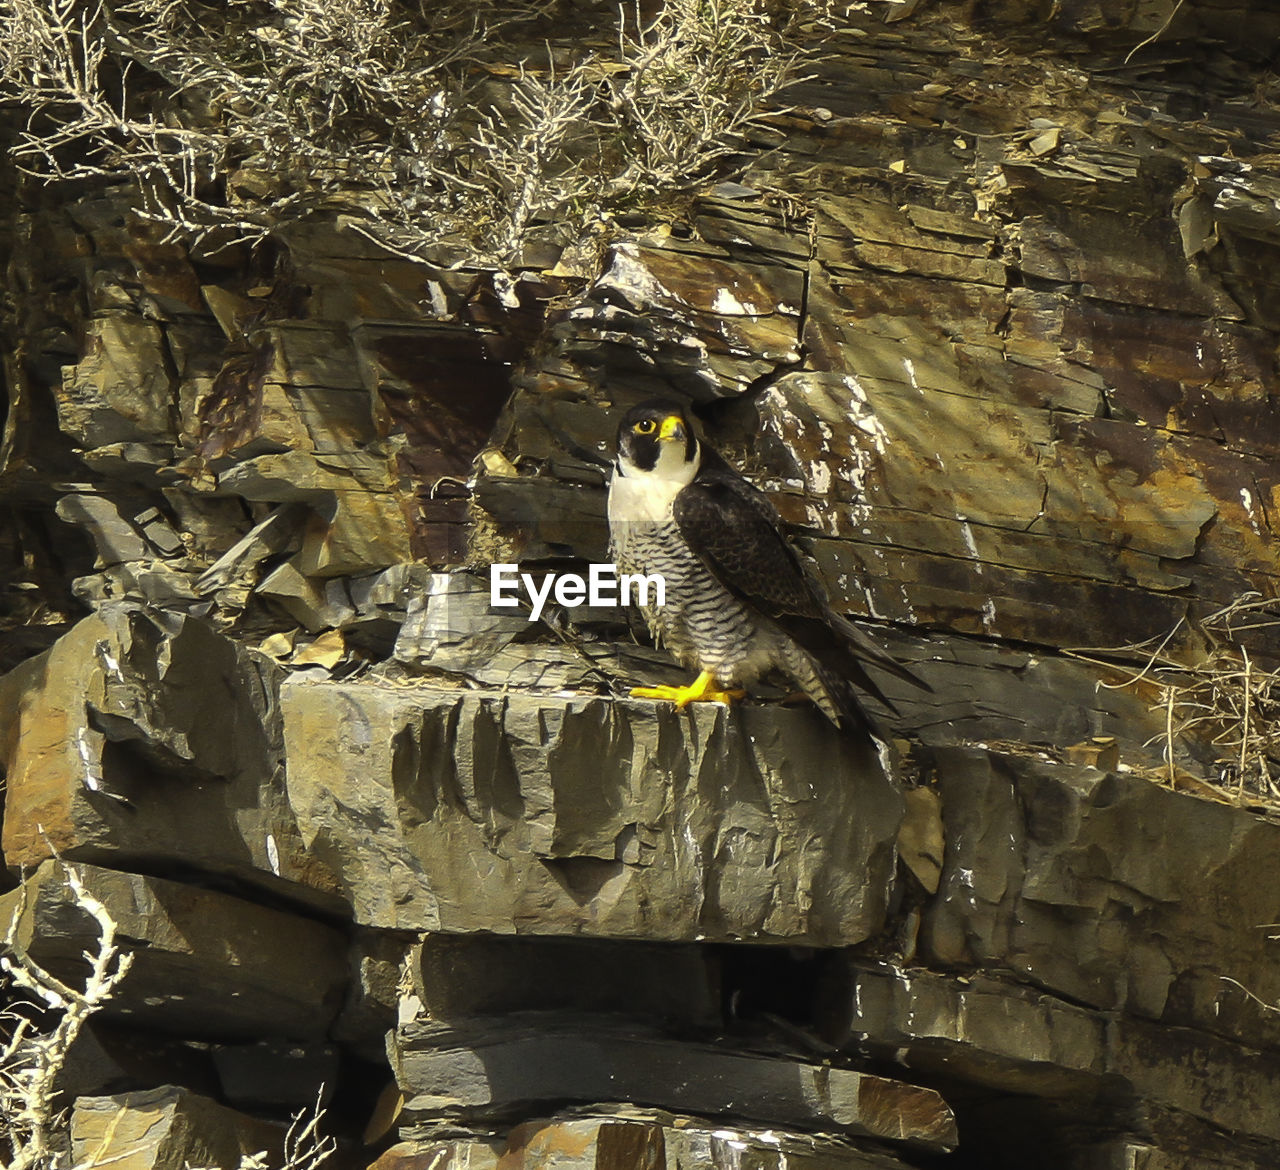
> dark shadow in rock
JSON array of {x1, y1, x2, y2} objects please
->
[{"x1": 539, "y1": 856, "x2": 626, "y2": 907}]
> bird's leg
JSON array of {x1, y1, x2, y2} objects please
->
[{"x1": 630, "y1": 670, "x2": 747, "y2": 709}]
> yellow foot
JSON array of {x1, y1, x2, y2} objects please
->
[{"x1": 630, "y1": 670, "x2": 747, "y2": 710}]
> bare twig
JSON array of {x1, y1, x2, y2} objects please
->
[
  {"x1": 1124, "y1": 0, "x2": 1188, "y2": 65},
  {"x1": 1070, "y1": 594, "x2": 1280, "y2": 806},
  {"x1": 0, "y1": 863, "x2": 133, "y2": 1170},
  {"x1": 0, "y1": 0, "x2": 803, "y2": 265},
  {"x1": 1219, "y1": 975, "x2": 1280, "y2": 1016},
  {"x1": 235, "y1": 1086, "x2": 336, "y2": 1170}
]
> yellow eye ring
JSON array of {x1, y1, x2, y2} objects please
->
[{"x1": 635, "y1": 419, "x2": 657, "y2": 435}]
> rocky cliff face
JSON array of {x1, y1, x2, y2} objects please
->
[{"x1": 3, "y1": 2, "x2": 1280, "y2": 1169}]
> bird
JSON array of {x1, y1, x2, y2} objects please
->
[{"x1": 606, "y1": 398, "x2": 928, "y2": 734}]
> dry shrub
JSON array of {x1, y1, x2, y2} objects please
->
[
  {"x1": 0, "y1": 0, "x2": 803, "y2": 263},
  {"x1": 1073, "y1": 593, "x2": 1280, "y2": 804},
  {"x1": 0, "y1": 864, "x2": 132, "y2": 1170},
  {"x1": 0, "y1": 862, "x2": 337, "y2": 1170}
]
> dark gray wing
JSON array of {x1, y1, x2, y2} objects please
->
[
  {"x1": 673, "y1": 463, "x2": 928, "y2": 703},
  {"x1": 672, "y1": 467, "x2": 827, "y2": 620}
]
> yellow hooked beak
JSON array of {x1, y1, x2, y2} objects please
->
[{"x1": 658, "y1": 415, "x2": 685, "y2": 441}]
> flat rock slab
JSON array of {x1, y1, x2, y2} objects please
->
[
  {"x1": 71, "y1": 1085, "x2": 283, "y2": 1170},
  {"x1": 375, "y1": 1111, "x2": 927, "y2": 1170},
  {"x1": 0, "y1": 860, "x2": 347, "y2": 1040},
  {"x1": 921, "y1": 747, "x2": 1280, "y2": 1044},
  {"x1": 393, "y1": 1026, "x2": 956, "y2": 1154},
  {"x1": 823, "y1": 963, "x2": 1280, "y2": 1160},
  {"x1": 281, "y1": 681, "x2": 902, "y2": 942}
]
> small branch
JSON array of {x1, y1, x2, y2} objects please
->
[
  {"x1": 1219, "y1": 975, "x2": 1280, "y2": 1015},
  {"x1": 1, "y1": 0, "x2": 803, "y2": 264},
  {"x1": 0, "y1": 861, "x2": 133, "y2": 1170},
  {"x1": 1124, "y1": 0, "x2": 1188, "y2": 65}
]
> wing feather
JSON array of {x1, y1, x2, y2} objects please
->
[
  {"x1": 672, "y1": 468, "x2": 825, "y2": 620},
  {"x1": 672, "y1": 460, "x2": 929, "y2": 708}
]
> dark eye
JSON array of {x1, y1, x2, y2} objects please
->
[{"x1": 635, "y1": 419, "x2": 657, "y2": 435}]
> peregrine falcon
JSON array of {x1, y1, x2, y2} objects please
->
[{"x1": 607, "y1": 399, "x2": 926, "y2": 732}]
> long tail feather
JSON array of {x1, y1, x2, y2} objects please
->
[{"x1": 828, "y1": 612, "x2": 933, "y2": 694}]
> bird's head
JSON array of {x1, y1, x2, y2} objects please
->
[{"x1": 614, "y1": 400, "x2": 700, "y2": 480}]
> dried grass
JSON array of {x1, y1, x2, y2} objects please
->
[{"x1": 1070, "y1": 593, "x2": 1280, "y2": 808}]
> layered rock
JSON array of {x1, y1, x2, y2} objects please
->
[
  {"x1": 822, "y1": 964, "x2": 1280, "y2": 1168},
  {"x1": 0, "y1": 601, "x2": 341, "y2": 911},
  {"x1": 71, "y1": 1087, "x2": 284, "y2": 1170},
  {"x1": 391, "y1": 1022, "x2": 957, "y2": 1153},
  {"x1": 0, "y1": 860, "x2": 347, "y2": 1040},
  {"x1": 372, "y1": 1113, "x2": 928, "y2": 1170},
  {"x1": 3, "y1": 1, "x2": 1280, "y2": 1167},
  {"x1": 919, "y1": 747, "x2": 1280, "y2": 1038},
  {"x1": 280, "y1": 681, "x2": 900, "y2": 944}
]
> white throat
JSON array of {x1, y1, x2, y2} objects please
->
[{"x1": 608, "y1": 439, "x2": 700, "y2": 525}]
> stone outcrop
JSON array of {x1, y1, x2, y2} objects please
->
[
  {"x1": 71, "y1": 1087, "x2": 284, "y2": 1170},
  {"x1": 392, "y1": 1021, "x2": 958, "y2": 1152},
  {"x1": 280, "y1": 680, "x2": 899, "y2": 942},
  {"x1": 823, "y1": 964, "x2": 1280, "y2": 1167},
  {"x1": 918, "y1": 748, "x2": 1280, "y2": 1037},
  {"x1": 0, "y1": 860, "x2": 347, "y2": 1040},
  {"x1": 372, "y1": 1114, "x2": 927, "y2": 1170},
  {"x1": 3, "y1": 1, "x2": 1280, "y2": 1168},
  {"x1": 0, "y1": 601, "x2": 342, "y2": 912}
]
